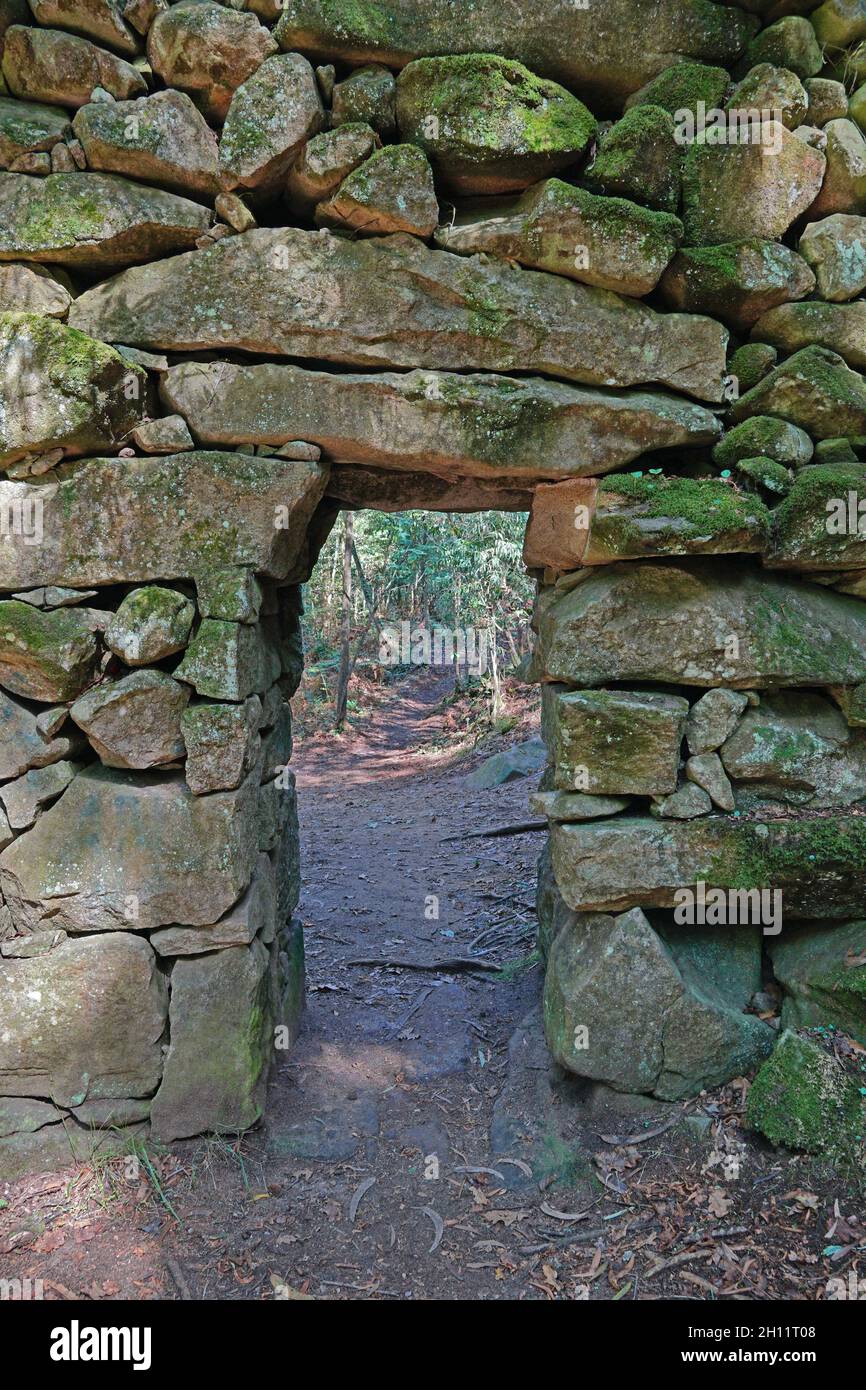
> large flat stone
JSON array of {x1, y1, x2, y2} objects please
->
[
  {"x1": 0, "y1": 765, "x2": 260, "y2": 932},
  {"x1": 69, "y1": 227, "x2": 730, "y2": 402},
  {"x1": 273, "y1": 0, "x2": 753, "y2": 113},
  {"x1": 550, "y1": 813, "x2": 866, "y2": 918},
  {"x1": 160, "y1": 362, "x2": 722, "y2": 482},
  {"x1": 0, "y1": 172, "x2": 211, "y2": 270},
  {"x1": 0, "y1": 933, "x2": 166, "y2": 1105},
  {"x1": 0, "y1": 452, "x2": 328, "y2": 589},
  {"x1": 535, "y1": 560, "x2": 866, "y2": 690}
]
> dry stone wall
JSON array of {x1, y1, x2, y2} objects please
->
[{"x1": 2, "y1": 0, "x2": 866, "y2": 1171}]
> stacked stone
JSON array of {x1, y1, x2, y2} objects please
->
[{"x1": 2, "y1": 0, "x2": 866, "y2": 1170}]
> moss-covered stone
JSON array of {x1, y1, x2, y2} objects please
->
[
  {"x1": 740, "y1": 16, "x2": 823, "y2": 79},
  {"x1": 0, "y1": 94, "x2": 69, "y2": 168},
  {"x1": 69, "y1": 227, "x2": 729, "y2": 401},
  {"x1": 436, "y1": 178, "x2": 683, "y2": 297},
  {"x1": 682, "y1": 123, "x2": 825, "y2": 245},
  {"x1": 0, "y1": 310, "x2": 145, "y2": 470},
  {"x1": 729, "y1": 342, "x2": 778, "y2": 392},
  {"x1": 550, "y1": 811, "x2": 866, "y2": 919},
  {"x1": 0, "y1": 764, "x2": 261, "y2": 931},
  {"x1": 584, "y1": 105, "x2": 681, "y2": 213},
  {"x1": 219, "y1": 52, "x2": 323, "y2": 193},
  {"x1": 550, "y1": 688, "x2": 689, "y2": 796},
  {"x1": 735, "y1": 455, "x2": 793, "y2": 496},
  {"x1": 771, "y1": 921, "x2": 866, "y2": 1042},
  {"x1": 331, "y1": 63, "x2": 395, "y2": 139},
  {"x1": 585, "y1": 472, "x2": 771, "y2": 563},
  {"x1": 625, "y1": 61, "x2": 730, "y2": 118},
  {"x1": 727, "y1": 62, "x2": 808, "y2": 130},
  {"x1": 714, "y1": 415, "x2": 814, "y2": 468},
  {"x1": 182, "y1": 696, "x2": 262, "y2": 794},
  {"x1": 752, "y1": 299, "x2": 866, "y2": 373},
  {"x1": 544, "y1": 905, "x2": 771, "y2": 1099},
  {"x1": 175, "y1": 618, "x2": 280, "y2": 703},
  {"x1": 0, "y1": 599, "x2": 100, "y2": 702},
  {"x1": 660, "y1": 239, "x2": 815, "y2": 333},
  {"x1": 105, "y1": 586, "x2": 194, "y2": 665},
  {"x1": 535, "y1": 558, "x2": 866, "y2": 692},
  {"x1": 150, "y1": 937, "x2": 274, "y2": 1141},
  {"x1": 273, "y1": 0, "x2": 755, "y2": 114},
  {"x1": 745, "y1": 1030, "x2": 865, "y2": 1159},
  {"x1": 72, "y1": 89, "x2": 220, "y2": 198},
  {"x1": 768, "y1": 462, "x2": 866, "y2": 570},
  {"x1": 733, "y1": 345, "x2": 866, "y2": 440},
  {"x1": 395, "y1": 52, "x2": 596, "y2": 195},
  {"x1": 812, "y1": 0, "x2": 866, "y2": 51},
  {"x1": 286, "y1": 121, "x2": 379, "y2": 212},
  {"x1": 798, "y1": 213, "x2": 866, "y2": 303},
  {"x1": 161, "y1": 360, "x2": 722, "y2": 485},
  {"x1": 316, "y1": 142, "x2": 438, "y2": 237},
  {"x1": 720, "y1": 689, "x2": 866, "y2": 806},
  {"x1": 0, "y1": 171, "x2": 210, "y2": 269},
  {"x1": 0, "y1": 452, "x2": 328, "y2": 591}
]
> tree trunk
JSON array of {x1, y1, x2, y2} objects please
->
[
  {"x1": 489, "y1": 615, "x2": 502, "y2": 720},
  {"x1": 333, "y1": 512, "x2": 354, "y2": 729}
]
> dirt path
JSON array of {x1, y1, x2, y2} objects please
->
[{"x1": 2, "y1": 673, "x2": 861, "y2": 1302}]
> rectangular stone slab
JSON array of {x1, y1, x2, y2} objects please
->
[
  {"x1": 551, "y1": 814, "x2": 866, "y2": 919},
  {"x1": 524, "y1": 475, "x2": 769, "y2": 570},
  {"x1": 150, "y1": 937, "x2": 273, "y2": 1141},
  {"x1": 550, "y1": 689, "x2": 689, "y2": 796},
  {"x1": 272, "y1": 0, "x2": 752, "y2": 112},
  {"x1": 535, "y1": 559, "x2": 866, "y2": 689},
  {"x1": 161, "y1": 361, "x2": 723, "y2": 482},
  {"x1": 0, "y1": 451, "x2": 328, "y2": 590},
  {"x1": 69, "y1": 227, "x2": 730, "y2": 402},
  {"x1": 0, "y1": 933, "x2": 166, "y2": 1106},
  {"x1": 0, "y1": 765, "x2": 261, "y2": 933}
]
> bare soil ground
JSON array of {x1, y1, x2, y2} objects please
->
[{"x1": 1, "y1": 672, "x2": 864, "y2": 1302}]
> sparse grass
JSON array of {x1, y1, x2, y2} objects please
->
[{"x1": 494, "y1": 948, "x2": 542, "y2": 983}]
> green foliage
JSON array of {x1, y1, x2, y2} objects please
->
[{"x1": 301, "y1": 508, "x2": 534, "y2": 713}]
